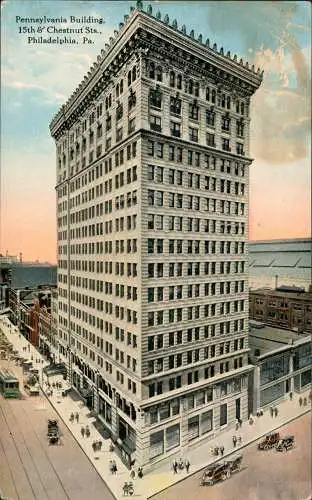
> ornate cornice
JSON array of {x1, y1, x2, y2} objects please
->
[{"x1": 50, "y1": 4, "x2": 262, "y2": 140}]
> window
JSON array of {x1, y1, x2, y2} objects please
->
[
  {"x1": 207, "y1": 133, "x2": 215, "y2": 147},
  {"x1": 189, "y1": 128, "x2": 198, "y2": 142},
  {"x1": 170, "y1": 97, "x2": 181, "y2": 115},
  {"x1": 189, "y1": 104, "x2": 199, "y2": 120},
  {"x1": 170, "y1": 122, "x2": 181, "y2": 137},
  {"x1": 206, "y1": 109, "x2": 215, "y2": 127},
  {"x1": 150, "y1": 115, "x2": 162, "y2": 132},
  {"x1": 222, "y1": 116, "x2": 231, "y2": 132},
  {"x1": 149, "y1": 89, "x2": 162, "y2": 109},
  {"x1": 222, "y1": 138, "x2": 230, "y2": 151},
  {"x1": 236, "y1": 143, "x2": 244, "y2": 155}
]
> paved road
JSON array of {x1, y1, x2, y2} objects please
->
[
  {"x1": 0, "y1": 389, "x2": 115, "y2": 500},
  {"x1": 152, "y1": 412, "x2": 311, "y2": 500}
]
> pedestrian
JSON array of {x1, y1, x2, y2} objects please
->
[
  {"x1": 238, "y1": 436, "x2": 242, "y2": 445},
  {"x1": 303, "y1": 397, "x2": 307, "y2": 406},
  {"x1": 130, "y1": 467, "x2": 135, "y2": 480},
  {"x1": 109, "y1": 460, "x2": 114, "y2": 474},
  {"x1": 172, "y1": 460, "x2": 177, "y2": 474},
  {"x1": 81, "y1": 427, "x2": 85, "y2": 438},
  {"x1": 98, "y1": 440, "x2": 102, "y2": 451},
  {"x1": 178, "y1": 457, "x2": 184, "y2": 470},
  {"x1": 69, "y1": 412, "x2": 74, "y2": 423},
  {"x1": 235, "y1": 419, "x2": 239, "y2": 431},
  {"x1": 113, "y1": 460, "x2": 117, "y2": 474},
  {"x1": 185, "y1": 458, "x2": 190, "y2": 473},
  {"x1": 239, "y1": 418, "x2": 242, "y2": 427},
  {"x1": 233, "y1": 435, "x2": 237, "y2": 447},
  {"x1": 85, "y1": 425, "x2": 90, "y2": 438},
  {"x1": 270, "y1": 406, "x2": 274, "y2": 417},
  {"x1": 220, "y1": 445, "x2": 224, "y2": 456},
  {"x1": 275, "y1": 407, "x2": 278, "y2": 417},
  {"x1": 299, "y1": 396, "x2": 303, "y2": 406},
  {"x1": 75, "y1": 412, "x2": 79, "y2": 423},
  {"x1": 138, "y1": 466, "x2": 143, "y2": 479}
]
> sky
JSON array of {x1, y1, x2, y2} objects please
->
[{"x1": 1, "y1": 0, "x2": 311, "y2": 263}]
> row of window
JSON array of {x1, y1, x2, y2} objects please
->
[
  {"x1": 147, "y1": 305, "x2": 246, "y2": 326},
  {"x1": 147, "y1": 261, "x2": 246, "y2": 278},
  {"x1": 148, "y1": 238, "x2": 245, "y2": 254}
]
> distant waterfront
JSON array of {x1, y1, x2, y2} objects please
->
[{"x1": 10, "y1": 264, "x2": 57, "y2": 288}]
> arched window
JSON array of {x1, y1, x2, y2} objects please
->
[
  {"x1": 170, "y1": 71, "x2": 175, "y2": 87},
  {"x1": 149, "y1": 62, "x2": 155, "y2": 79},
  {"x1": 194, "y1": 82, "x2": 199, "y2": 97},
  {"x1": 211, "y1": 89, "x2": 216, "y2": 103},
  {"x1": 156, "y1": 65, "x2": 163, "y2": 82},
  {"x1": 177, "y1": 74, "x2": 182, "y2": 89}
]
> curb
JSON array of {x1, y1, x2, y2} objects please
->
[
  {"x1": 147, "y1": 409, "x2": 311, "y2": 499},
  {"x1": 39, "y1": 384, "x2": 119, "y2": 500}
]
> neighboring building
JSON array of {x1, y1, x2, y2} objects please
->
[
  {"x1": 9, "y1": 287, "x2": 54, "y2": 346},
  {"x1": 0, "y1": 257, "x2": 12, "y2": 312},
  {"x1": 248, "y1": 320, "x2": 311, "y2": 413},
  {"x1": 249, "y1": 287, "x2": 312, "y2": 333},
  {"x1": 49, "y1": 2, "x2": 262, "y2": 467},
  {"x1": 249, "y1": 239, "x2": 312, "y2": 291},
  {"x1": 39, "y1": 288, "x2": 58, "y2": 362}
]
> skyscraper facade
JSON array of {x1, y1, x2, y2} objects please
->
[{"x1": 50, "y1": 2, "x2": 262, "y2": 467}]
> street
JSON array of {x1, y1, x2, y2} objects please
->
[
  {"x1": 151, "y1": 413, "x2": 311, "y2": 500},
  {"x1": 0, "y1": 374, "x2": 115, "y2": 500}
]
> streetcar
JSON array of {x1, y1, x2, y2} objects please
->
[{"x1": 0, "y1": 370, "x2": 20, "y2": 398}]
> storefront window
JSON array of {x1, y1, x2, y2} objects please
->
[
  {"x1": 294, "y1": 344, "x2": 311, "y2": 370},
  {"x1": 220, "y1": 403, "x2": 227, "y2": 426},
  {"x1": 188, "y1": 415, "x2": 199, "y2": 440},
  {"x1": 260, "y1": 381, "x2": 284, "y2": 406},
  {"x1": 260, "y1": 353, "x2": 290, "y2": 385},
  {"x1": 166, "y1": 424, "x2": 180, "y2": 451},
  {"x1": 201, "y1": 410, "x2": 213, "y2": 434},
  {"x1": 301, "y1": 369, "x2": 311, "y2": 388},
  {"x1": 171, "y1": 399, "x2": 180, "y2": 416},
  {"x1": 150, "y1": 430, "x2": 164, "y2": 459}
]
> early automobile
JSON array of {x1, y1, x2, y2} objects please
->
[
  {"x1": 200, "y1": 463, "x2": 231, "y2": 485},
  {"x1": 258, "y1": 432, "x2": 280, "y2": 450},
  {"x1": 225, "y1": 454, "x2": 243, "y2": 473},
  {"x1": 275, "y1": 435, "x2": 295, "y2": 452}
]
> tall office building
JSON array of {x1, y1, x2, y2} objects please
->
[{"x1": 50, "y1": 1, "x2": 262, "y2": 467}]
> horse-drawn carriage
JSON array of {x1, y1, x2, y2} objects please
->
[{"x1": 47, "y1": 419, "x2": 60, "y2": 445}]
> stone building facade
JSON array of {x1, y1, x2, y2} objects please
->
[{"x1": 49, "y1": 2, "x2": 262, "y2": 467}]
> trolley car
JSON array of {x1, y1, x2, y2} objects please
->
[{"x1": 0, "y1": 370, "x2": 20, "y2": 398}]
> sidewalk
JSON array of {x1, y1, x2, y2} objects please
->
[{"x1": 0, "y1": 315, "x2": 311, "y2": 500}]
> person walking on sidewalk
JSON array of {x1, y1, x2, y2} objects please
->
[
  {"x1": 238, "y1": 436, "x2": 242, "y2": 445},
  {"x1": 185, "y1": 458, "x2": 190, "y2": 473},
  {"x1": 81, "y1": 427, "x2": 85, "y2": 438},
  {"x1": 289, "y1": 391, "x2": 293, "y2": 401},
  {"x1": 172, "y1": 460, "x2": 178, "y2": 474},
  {"x1": 274, "y1": 407, "x2": 278, "y2": 417},
  {"x1": 270, "y1": 406, "x2": 274, "y2": 417},
  {"x1": 299, "y1": 396, "x2": 303, "y2": 406},
  {"x1": 75, "y1": 412, "x2": 79, "y2": 423},
  {"x1": 98, "y1": 440, "x2": 102, "y2": 451},
  {"x1": 130, "y1": 467, "x2": 135, "y2": 480},
  {"x1": 220, "y1": 445, "x2": 224, "y2": 456},
  {"x1": 85, "y1": 425, "x2": 90, "y2": 438},
  {"x1": 232, "y1": 435, "x2": 237, "y2": 447}
]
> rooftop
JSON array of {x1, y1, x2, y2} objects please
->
[
  {"x1": 249, "y1": 321, "x2": 311, "y2": 358},
  {"x1": 250, "y1": 288, "x2": 312, "y2": 299}
]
